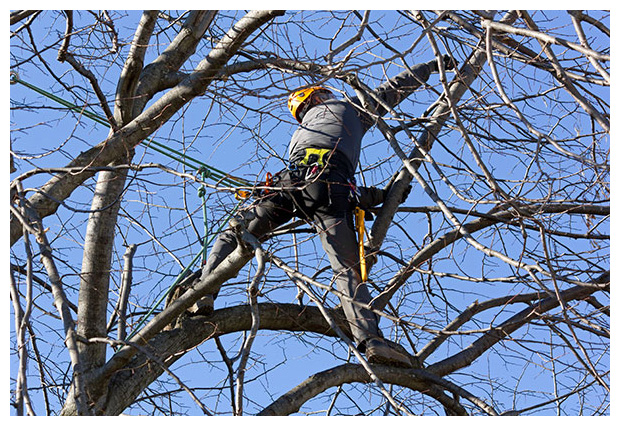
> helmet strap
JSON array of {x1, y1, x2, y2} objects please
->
[{"x1": 298, "y1": 92, "x2": 327, "y2": 121}]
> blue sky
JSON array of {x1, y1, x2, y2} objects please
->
[{"x1": 9, "y1": 9, "x2": 610, "y2": 416}]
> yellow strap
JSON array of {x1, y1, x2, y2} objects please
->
[
  {"x1": 354, "y1": 207, "x2": 367, "y2": 282},
  {"x1": 299, "y1": 148, "x2": 331, "y2": 168}
]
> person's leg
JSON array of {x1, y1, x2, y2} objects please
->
[
  {"x1": 307, "y1": 175, "x2": 416, "y2": 367},
  {"x1": 313, "y1": 211, "x2": 381, "y2": 345},
  {"x1": 204, "y1": 194, "x2": 295, "y2": 286},
  {"x1": 174, "y1": 193, "x2": 295, "y2": 316},
  {"x1": 205, "y1": 169, "x2": 300, "y2": 276},
  {"x1": 299, "y1": 173, "x2": 381, "y2": 345}
]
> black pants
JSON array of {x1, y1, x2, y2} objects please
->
[{"x1": 203, "y1": 166, "x2": 380, "y2": 346}]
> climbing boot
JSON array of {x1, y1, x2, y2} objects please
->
[
  {"x1": 165, "y1": 269, "x2": 214, "y2": 317},
  {"x1": 187, "y1": 294, "x2": 214, "y2": 316},
  {"x1": 364, "y1": 337, "x2": 418, "y2": 368}
]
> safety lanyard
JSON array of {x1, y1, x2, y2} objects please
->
[{"x1": 354, "y1": 207, "x2": 368, "y2": 282}]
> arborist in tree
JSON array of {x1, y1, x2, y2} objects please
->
[{"x1": 172, "y1": 54, "x2": 457, "y2": 368}]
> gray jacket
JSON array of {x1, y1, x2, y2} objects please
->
[{"x1": 288, "y1": 62, "x2": 433, "y2": 174}]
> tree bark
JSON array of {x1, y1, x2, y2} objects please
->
[
  {"x1": 77, "y1": 162, "x2": 130, "y2": 372},
  {"x1": 56, "y1": 10, "x2": 285, "y2": 415},
  {"x1": 9, "y1": 10, "x2": 284, "y2": 248},
  {"x1": 93, "y1": 303, "x2": 347, "y2": 415}
]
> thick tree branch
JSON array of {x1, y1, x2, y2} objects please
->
[
  {"x1": 258, "y1": 363, "x2": 498, "y2": 416},
  {"x1": 10, "y1": 10, "x2": 40, "y2": 25},
  {"x1": 114, "y1": 10, "x2": 159, "y2": 125},
  {"x1": 10, "y1": 9, "x2": 284, "y2": 248},
  {"x1": 100, "y1": 303, "x2": 350, "y2": 415},
  {"x1": 132, "y1": 10, "x2": 218, "y2": 115}
]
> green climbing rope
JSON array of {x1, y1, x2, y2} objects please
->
[
  {"x1": 11, "y1": 71, "x2": 252, "y2": 341},
  {"x1": 125, "y1": 197, "x2": 243, "y2": 341},
  {"x1": 10, "y1": 72, "x2": 250, "y2": 188}
]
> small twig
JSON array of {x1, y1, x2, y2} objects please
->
[
  {"x1": 569, "y1": 13, "x2": 609, "y2": 84},
  {"x1": 517, "y1": 11, "x2": 609, "y2": 132},
  {"x1": 13, "y1": 209, "x2": 36, "y2": 415},
  {"x1": 410, "y1": 368, "x2": 498, "y2": 415},
  {"x1": 57, "y1": 10, "x2": 118, "y2": 130},
  {"x1": 291, "y1": 233, "x2": 304, "y2": 305},
  {"x1": 484, "y1": 21, "x2": 602, "y2": 168},
  {"x1": 481, "y1": 17, "x2": 609, "y2": 62},
  {"x1": 215, "y1": 337, "x2": 238, "y2": 414},
  {"x1": 325, "y1": 10, "x2": 370, "y2": 64},
  {"x1": 10, "y1": 267, "x2": 35, "y2": 415},
  {"x1": 537, "y1": 225, "x2": 609, "y2": 392}
]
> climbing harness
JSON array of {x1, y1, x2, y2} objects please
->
[
  {"x1": 299, "y1": 147, "x2": 331, "y2": 168},
  {"x1": 235, "y1": 190, "x2": 251, "y2": 200},
  {"x1": 301, "y1": 148, "x2": 330, "y2": 178},
  {"x1": 348, "y1": 178, "x2": 361, "y2": 204},
  {"x1": 264, "y1": 172, "x2": 274, "y2": 193}
]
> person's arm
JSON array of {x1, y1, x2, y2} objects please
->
[
  {"x1": 356, "y1": 182, "x2": 411, "y2": 212},
  {"x1": 357, "y1": 55, "x2": 457, "y2": 131}
]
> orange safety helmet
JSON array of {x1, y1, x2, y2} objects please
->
[{"x1": 287, "y1": 86, "x2": 332, "y2": 123}]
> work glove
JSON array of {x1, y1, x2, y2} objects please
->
[
  {"x1": 382, "y1": 180, "x2": 412, "y2": 204},
  {"x1": 399, "y1": 183, "x2": 412, "y2": 204},
  {"x1": 429, "y1": 54, "x2": 458, "y2": 73},
  {"x1": 356, "y1": 183, "x2": 411, "y2": 219},
  {"x1": 356, "y1": 186, "x2": 386, "y2": 221},
  {"x1": 357, "y1": 186, "x2": 385, "y2": 210}
]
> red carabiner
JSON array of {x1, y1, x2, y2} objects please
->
[{"x1": 263, "y1": 172, "x2": 273, "y2": 194}]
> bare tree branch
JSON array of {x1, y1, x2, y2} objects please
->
[{"x1": 10, "y1": 9, "x2": 609, "y2": 416}]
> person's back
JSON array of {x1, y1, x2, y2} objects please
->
[
  {"x1": 287, "y1": 59, "x2": 449, "y2": 174},
  {"x1": 288, "y1": 98, "x2": 364, "y2": 175}
]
